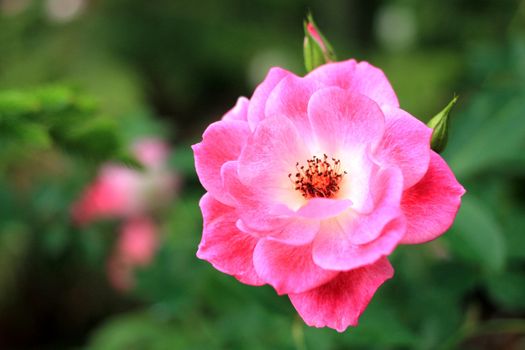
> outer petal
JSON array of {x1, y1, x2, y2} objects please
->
[
  {"x1": 308, "y1": 87, "x2": 385, "y2": 157},
  {"x1": 400, "y1": 151, "x2": 465, "y2": 244},
  {"x1": 312, "y1": 167, "x2": 405, "y2": 270},
  {"x1": 306, "y1": 59, "x2": 399, "y2": 107},
  {"x1": 222, "y1": 97, "x2": 249, "y2": 121},
  {"x1": 247, "y1": 67, "x2": 290, "y2": 130},
  {"x1": 193, "y1": 120, "x2": 250, "y2": 205},
  {"x1": 196, "y1": 194, "x2": 263, "y2": 286},
  {"x1": 253, "y1": 239, "x2": 338, "y2": 295},
  {"x1": 376, "y1": 105, "x2": 432, "y2": 189},
  {"x1": 265, "y1": 74, "x2": 325, "y2": 143},
  {"x1": 289, "y1": 257, "x2": 394, "y2": 332}
]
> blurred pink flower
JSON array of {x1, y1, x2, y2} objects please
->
[
  {"x1": 72, "y1": 138, "x2": 177, "y2": 224},
  {"x1": 73, "y1": 138, "x2": 177, "y2": 291},
  {"x1": 193, "y1": 59, "x2": 465, "y2": 332},
  {"x1": 107, "y1": 217, "x2": 158, "y2": 291}
]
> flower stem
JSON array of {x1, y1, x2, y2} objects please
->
[{"x1": 292, "y1": 316, "x2": 307, "y2": 350}]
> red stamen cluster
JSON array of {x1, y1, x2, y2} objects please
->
[{"x1": 288, "y1": 154, "x2": 347, "y2": 199}]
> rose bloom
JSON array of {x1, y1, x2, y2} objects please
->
[
  {"x1": 107, "y1": 216, "x2": 158, "y2": 291},
  {"x1": 193, "y1": 59, "x2": 465, "y2": 332},
  {"x1": 72, "y1": 138, "x2": 177, "y2": 224}
]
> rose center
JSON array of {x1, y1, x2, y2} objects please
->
[{"x1": 288, "y1": 154, "x2": 347, "y2": 199}]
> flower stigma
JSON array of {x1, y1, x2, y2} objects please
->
[{"x1": 288, "y1": 154, "x2": 347, "y2": 199}]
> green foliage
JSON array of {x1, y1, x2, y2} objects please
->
[{"x1": 0, "y1": 86, "x2": 137, "y2": 165}]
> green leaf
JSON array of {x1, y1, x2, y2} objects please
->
[
  {"x1": 89, "y1": 312, "x2": 190, "y2": 350},
  {"x1": 487, "y1": 270, "x2": 525, "y2": 311},
  {"x1": 446, "y1": 195, "x2": 506, "y2": 273},
  {"x1": 12, "y1": 122, "x2": 52, "y2": 149},
  {"x1": 60, "y1": 116, "x2": 121, "y2": 160},
  {"x1": 447, "y1": 95, "x2": 525, "y2": 178}
]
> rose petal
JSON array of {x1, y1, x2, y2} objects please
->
[
  {"x1": 196, "y1": 194, "x2": 264, "y2": 286},
  {"x1": 311, "y1": 167, "x2": 405, "y2": 269},
  {"x1": 308, "y1": 87, "x2": 385, "y2": 157},
  {"x1": 247, "y1": 67, "x2": 290, "y2": 130},
  {"x1": 253, "y1": 239, "x2": 338, "y2": 295},
  {"x1": 313, "y1": 215, "x2": 405, "y2": 271},
  {"x1": 376, "y1": 105, "x2": 432, "y2": 189},
  {"x1": 343, "y1": 166, "x2": 404, "y2": 244},
  {"x1": 273, "y1": 197, "x2": 353, "y2": 220},
  {"x1": 306, "y1": 59, "x2": 399, "y2": 107},
  {"x1": 400, "y1": 151, "x2": 466, "y2": 244},
  {"x1": 193, "y1": 120, "x2": 250, "y2": 206},
  {"x1": 265, "y1": 74, "x2": 325, "y2": 143},
  {"x1": 238, "y1": 115, "x2": 310, "y2": 207},
  {"x1": 222, "y1": 97, "x2": 249, "y2": 121},
  {"x1": 289, "y1": 257, "x2": 394, "y2": 332},
  {"x1": 223, "y1": 161, "x2": 320, "y2": 245}
]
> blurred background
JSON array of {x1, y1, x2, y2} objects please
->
[{"x1": 0, "y1": 0, "x2": 524, "y2": 349}]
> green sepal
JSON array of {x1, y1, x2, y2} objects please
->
[{"x1": 427, "y1": 95, "x2": 458, "y2": 153}]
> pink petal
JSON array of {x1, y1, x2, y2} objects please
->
[
  {"x1": 247, "y1": 67, "x2": 291, "y2": 130},
  {"x1": 265, "y1": 74, "x2": 325, "y2": 143},
  {"x1": 289, "y1": 257, "x2": 394, "y2": 332},
  {"x1": 238, "y1": 115, "x2": 310, "y2": 202},
  {"x1": 196, "y1": 194, "x2": 264, "y2": 286},
  {"x1": 308, "y1": 87, "x2": 385, "y2": 157},
  {"x1": 222, "y1": 160, "x2": 287, "y2": 232},
  {"x1": 312, "y1": 167, "x2": 406, "y2": 270},
  {"x1": 193, "y1": 120, "x2": 250, "y2": 206},
  {"x1": 223, "y1": 161, "x2": 320, "y2": 245},
  {"x1": 400, "y1": 152, "x2": 466, "y2": 244},
  {"x1": 237, "y1": 218, "x2": 320, "y2": 246},
  {"x1": 306, "y1": 59, "x2": 399, "y2": 107},
  {"x1": 340, "y1": 147, "x2": 378, "y2": 214},
  {"x1": 297, "y1": 198, "x2": 353, "y2": 219},
  {"x1": 222, "y1": 97, "x2": 249, "y2": 122},
  {"x1": 132, "y1": 138, "x2": 170, "y2": 168},
  {"x1": 253, "y1": 239, "x2": 338, "y2": 295},
  {"x1": 343, "y1": 167, "x2": 404, "y2": 245},
  {"x1": 313, "y1": 215, "x2": 405, "y2": 271},
  {"x1": 376, "y1": 105, "x2": 432, "y2": 189},
  {"x1": 117, "y1": 216, "x2": 158, "y2": 265},
  {"x1": 71, "y1": 166, "x2": 141, "y2": 224},
  {"x1": 273, "y1": 197, "x2": 353, "y2": 220}
]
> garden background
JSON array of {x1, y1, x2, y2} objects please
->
[{"x1": 0, "y1": 0, "x2": 524, "y2": 349}]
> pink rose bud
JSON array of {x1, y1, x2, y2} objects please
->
[
  {"x1": 303, "y1": 13, "x2": 337, "y2": 72},
  {"x1": 193, "y1": 58, "x2": 465, "y2": 332}
]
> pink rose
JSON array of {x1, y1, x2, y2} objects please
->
[
  {"x1": 72, "y1": 138, "x2": 177, "y2": 224},
  {"x1": 107, "y1": 216, "x2": 158, "y2": 291},
  {"x1": 193, "y1": 59, "x2": 465, "y2": 332}
]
